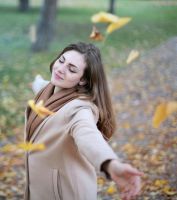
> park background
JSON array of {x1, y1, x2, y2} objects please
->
[{"x1": 0, "y1": 0, "x2": 177, "y2": 199}]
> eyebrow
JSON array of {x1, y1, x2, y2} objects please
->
[{"x1": 61, "y1": 55, "x2": 79, "y2": 69}]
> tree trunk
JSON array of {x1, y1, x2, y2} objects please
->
[
  {"x1": 19, "y1": 0, "x2": 29, "y2": 12},
  {"x1": 108, "y1": 0, "x2": 115, "y2": 14},
  {"x1": 31, "y1": 0, "x2": 58, "y2": 52}
]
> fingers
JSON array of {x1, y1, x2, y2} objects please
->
[{"x1": 126, "y1": 164, "x2": 144, "y2": 176}]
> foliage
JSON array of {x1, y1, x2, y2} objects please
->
[{"x1": 0, "y1": 1, "x2": 177, "y2": 199}]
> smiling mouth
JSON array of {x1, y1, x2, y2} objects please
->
[{"x1": 54, "y1": 73, "x2": 63, "y2": 80}]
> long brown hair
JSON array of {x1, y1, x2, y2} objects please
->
[{"x1": 50, "y1": 42, "x2": 116, "y2": 140}]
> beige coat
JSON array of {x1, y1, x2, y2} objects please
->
[{"x1": 24, "y1": 78, "x2": 118, "y2": 200}]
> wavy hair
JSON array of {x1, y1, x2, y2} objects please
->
[{"x1": 50, "y1": 42, "x2": 116, "y2": 140}]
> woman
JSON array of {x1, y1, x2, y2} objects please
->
[{"x1": 25, "y1": 42, "x2": 143, "y2": 200}]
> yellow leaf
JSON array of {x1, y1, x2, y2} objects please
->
[
  {"x1": 152, "y1": 101, "x2": 177, "y2": 128},
  {"x1": 106, "y1": 185, "x2": 117, "y2": 195},
  {"x1": 89, "y1": 26, "x2": 104, "y2": 41},
  {"x1": 28, "y1": 100, "x2": 54, "y2": 118},
  {"x1": 154, "y1": 179, "x2": 168, "y2": 188},
  {"x1": 121, "y1": 143, "x2": 137, "y2": 154},
  {"x1": 1, "y1": 142, "x2": 45, "y2": 153},
  {"x1": 126, "y1": 50, "x2": 140, "y2": 64},
  {"x1": 17, "y1": 142, "x2": 45, "y2": 152},
  {"x1": 162, "y1": 186, "x2": 177, "y2": 196},
  {"x1": 97, "y1": 177, "x2": 105, "y2": 185},
  {"x1": 91, "y1": 11, "x2": 119, "y2": 23},
  {"x1": 1, "y1": 144, "x2": 17, "y2": 152},
  {"x1": 106, "y1": 17, "x2": 132, "y2": 34},
  {"x1": 28, "y1": 99, "x2": 39, "y2": 114}
]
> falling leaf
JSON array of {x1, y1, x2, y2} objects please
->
[
  {"x1": 1, "y1": 144, "x2": 17, "y2": 153},
  {"x1": 17, "y1": 142, "x2": 45, "y2": 152},
  {"x1": 152, "y1": 101, "x2": 177, "y2": 128},
  {"x1": 28, "y1": 100, "x2": 54, "y2": 118},
  {"x1": 106, "y1": 17, "x2": 132, "y2": 34},
  {"x1": 106, "y1": 184, "x2": 117, "y2": 195},
  {"x1": 89, "y1": 26, "x2": 104, "y2": 41},
  {"x1": 91, "y1": 11, "x2": 119, "y2": 23},
  {"x1": 1, "y1": 142, "x2": 46, "y2": 153},
  {"x1": 29, "y1": 24, "x2": 36, "y2": 43},
  {"x1": 126, "y1": 50, "x2": 140, "y2": 64}
]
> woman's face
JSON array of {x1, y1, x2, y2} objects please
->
[{"x1": 51, "y1": 50, "x2": 86, "y2": 89}]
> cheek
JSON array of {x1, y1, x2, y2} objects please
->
[{"x1": 67, "y1": 75, "x2": 80, "y2": 83}]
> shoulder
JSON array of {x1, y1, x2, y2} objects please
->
[{"x1": 64, "y1": 98, "x2": 99, "y2": 123}]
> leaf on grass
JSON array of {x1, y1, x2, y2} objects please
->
[
  {"x1": 126, "y1": 50, "x2": 140, "y2": 64},
  {"x1": 154, "y1": 179, "x2": 169, "y2": 188},
  {"x1": 121, "y1": 143, "x2": 138, "y2": 154},
  {"x1": 91, "y1": 11, "x2": 119, "y2": 23},
  {"x1": 97, "y1": 177, "x2": 105, "y2": 185},
  {"x1": 162, "y1": 186, "x2": 177, "y2": 196},
  {"x1": 152, "y1": 101, "x2": 177, "y2": 128},
  {"x1": 106, "y1": 184, "x2": 117, "y2": 195},
  {"x1": 28, "y1": 100, "x2": 54, "y2": 118},
  {"x1": 89, "y1": 26, "x2": 104, "y2": 41},
  {"x1": 106, "y1": 17, "x2": 132, "y2": 34}
]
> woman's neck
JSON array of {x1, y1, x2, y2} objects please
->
[{"x1": 54, "y1": 86, "x2": 61, "y2": 94}]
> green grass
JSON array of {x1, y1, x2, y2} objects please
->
[{"x1": 0, "y1": 0, "x2": 177, "y2": 135}]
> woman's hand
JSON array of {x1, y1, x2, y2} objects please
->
[{"x1": 106, "y1": 159, "x2": 144, "y2": 200}]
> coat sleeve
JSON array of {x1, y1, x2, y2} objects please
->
[
  {"x1": 32, "y1": 74, "x2": 49, "y2": 95},
  {"x1": 66, "y1": 102, "x2": 119, "y2": 173}
]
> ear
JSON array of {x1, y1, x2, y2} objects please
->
[{"x1": 79, "y1": 78, "x2": 87, "y2": 86}]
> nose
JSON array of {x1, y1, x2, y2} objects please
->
[{"x1": 55, "y1": 63, "x2": 65, "y2": 74}]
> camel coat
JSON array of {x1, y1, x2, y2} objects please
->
[{"x1": 24, "y1": 78, "x2": 118, "y2": 200}]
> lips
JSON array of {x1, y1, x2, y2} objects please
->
[{"x1": 54, "y1": 72, "x2": 63, "y2": 80}]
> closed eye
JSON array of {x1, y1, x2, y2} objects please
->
[
  {"x1": 58, "y1": 59, "x2": 64, "y2": 63},
  {"x1": 69, "y1": 67, "x2": 77, "y2": 73}
]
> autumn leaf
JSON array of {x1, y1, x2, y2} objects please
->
[
  {"x1": 126, "y1": 50, "x2": 140, "y2": 64},
  {"x1": 28, "y1": 99, "x2": 54, "y2": 118},
  {"x1": 152, "y1": 101, "x2": 177, "y2": 128},
  {"x1": 1, "y1": 144, "x2": 17, "y2": 153},
  {"x1": 154, "y1": 179, "x2": 168, "y2": 188},
  {"x1": 89, "y1": 26, "x2": 104, "y2": 41},
  {"x1": 162, "y1": 186, "x2": 177, "y2": 196},
  {"x1": 17, "y1": 142, "x2": 45, "y2": 151},
  {"x1": 121, "y1": 143, "x2": 138, "y2": 154},
  {"x1": 91, "y1": 11, "x2": 119, "y2": 23},
  {"x1": 1, "y1": 142, "x2": 46, "y2": 153},
  {"x1": 106, "y1": 17, "x2": 132, "y2": 34},
  {"x1": 97, "y1": 177, "x2": 105, "y2": 185},
  {"x1": 106, "y1": 184, "x2": 117, "y2": 195}
]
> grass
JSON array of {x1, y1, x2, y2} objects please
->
[{"x1": 0, "y1": 0, "x2": 177, "y2": 135}]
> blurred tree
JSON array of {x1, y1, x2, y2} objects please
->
[
  {"x1": 108, "y1": 0, "x2": 116, "y2": 14},
  {"x1": 31, "y1": 0, "x2": 58, "y2": 52},
  {"x1": 19, "y1": 0, "x2": 29, "y2": 12}
]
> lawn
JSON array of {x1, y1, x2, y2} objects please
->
[{"x1": 0, "y1": 0, "x2": 177, "y2": 136}]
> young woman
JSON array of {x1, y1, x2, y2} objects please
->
[{"x1": 25, "y1": 42, "x2": 143, "y2": 200}]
